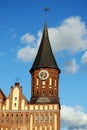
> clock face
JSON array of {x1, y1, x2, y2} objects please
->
[{"x1": 38, "y1": 70, "x2": 49, "y2": 80}]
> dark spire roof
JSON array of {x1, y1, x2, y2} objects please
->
[{"x1": 30, "y1": 22, "x2": 60, "y2": 73}]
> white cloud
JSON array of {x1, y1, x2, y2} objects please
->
[
  {"x1": 17, "y1": 31, "x2": 42, "y2": 62},
  {"x1": 17, "y1": 46, "x2": 37, "y2": 62},
  {"x1": 61, "y1": 105, "x2": 87, "y2": 130},
  {"x1": 20, "y1": 33, "x2": 36, "y2": 44},
  {"x1": 49, "y1": 16, "x2": 87, "y2": 53},
  {"x1": 81, "y1": 51, "x2": 87, "y2": 64},
  {"x1": 17, "y1": 16, "x2": 87, "y2": 62},
  {"x1": 63, "y1": 59, "x2": 79, "y2": 74}
]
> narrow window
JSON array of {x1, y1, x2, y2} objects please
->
[
  {"x1": 50, "y1": 114, "x2": 52, "y2": 123},
  {"x1": 25, "y1": 114, "x2": 28, "y2": 123},
  {"x1": 14, "y1": 103, "x2": 17, "y2": 107},
  {"x1": 35, "y1": 114, "x2": 38, "y2": 123},
  {"x1": 20, "y1": 114, "x2": 23, "y2": 123},
  {"x1": 45, "y1": 114, "x2": 48, "y2": 122},
  {"x1": 49, "y1": 78, "x2": 52, "y2": 85},
  {"x1": 11, "y1": 114, "x2": 13, "y2": 123},
  {"x1": 50, "y1": 89, "x2": 53, "y2": 95},
  {"x1": 6, "y1": 114, "x2": 9, "y2": 123},
  {"x1": 40, "y1": 114, "x2": 43, "y2": 122},
  {"x1": 16, "y1": 114, "x2": 18, "y2": 123},
  {"x1": 36, "y1": 90, "x2": 38, "y2": 95},
  {"x1": 42, "y1": 81, "x2": 45, "y2": 85},
  {"x1": 1, "y1": 114, "x2": 4, "y2": 123},
  {"x1": 15, "y1": 97, "x2": 17, "y2": 100}
]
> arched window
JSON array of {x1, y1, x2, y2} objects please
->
[
  {"x1": 1, "y1": 114, "x2": 4, "y2": 123},
  {"x1": 10, "y1": 114, "x2": 13, "y2": 123},
  {"x1": 40, "y1": 114, "x2": 43, "y2": 123},
  {"x1": 45, "y1": 113, "x2": 48, "y2": 122},
  {"x1": 42, "y1": 81, "x2": 45, "y2": 85},
  {"x1": 49, "y1": 78, "x2": 52, "y2": 85},
  {"x1": 20, "y1": 114, "x2": 23, "y2": 123},
  {"x1": 16, "y1": 114, "x2": 18, "y2": 123},
  {"x1": 50, "y1": 114, "x2": 52, "y2": 123},
  {"x1": 25, "y1": 114, "x2": 28, "y2": 123},
  {"x1": 42, "y1": 89, "x2": 45, "y2": 96},
  {"x1": 36, "y1": 90, "x2": 38, "y2": 95},
  {"x1": 6, "y1": 114, "x2": 9, "y2": 123},
  {"x1": 50, "y1": 89, "x2": 53, "y2": 95},
  {"x1": 35, "y1": 114, "x2": 38, "y2": 123}
]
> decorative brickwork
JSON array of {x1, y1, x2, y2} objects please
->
[{"x1": 30, "y1": 68, "x2": 60, "y2": 104}]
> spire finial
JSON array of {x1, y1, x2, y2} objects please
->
[
  {"x1": 15, "y1": 76, "x2": 20, "y2": 83},
  {"x1": 44, "y1": 8, "x2": 50, "y2": 22}
]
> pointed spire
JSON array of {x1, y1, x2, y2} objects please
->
[
  {"x1": 30, "y1": 22, "x2": 60, "y2": 73},
  {"x1": 43, "y1": 21, "x2": 48, "y2": 39}
]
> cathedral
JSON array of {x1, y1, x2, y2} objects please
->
[{"x1": 0, "y1": 22, "x2": 61, "y2": 130}]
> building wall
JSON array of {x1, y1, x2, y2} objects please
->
[
  {"x1": 0, "y1": 83, "x2": 60, "y2": 130},
  {"x1": 31, "y1": 68, "x2": 59, "y2": 98},
  {"x1": 0, "y1": 104, "x2": 60, "y2": 130}
]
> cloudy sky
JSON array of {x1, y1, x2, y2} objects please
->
[{"x1": 0, "y1": 0, "x2": 87, "y2": 130}]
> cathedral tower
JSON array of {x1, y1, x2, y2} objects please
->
[{"x1": 30, "y1": 22, "x2": 61, "y2": 130}]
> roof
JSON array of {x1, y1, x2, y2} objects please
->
[
  {"x1": 0, "y1": 89, "x2": 6, "y2": 100},
  {"x1": 30, "y1": 22, "x2": 60, "y2": 73}
]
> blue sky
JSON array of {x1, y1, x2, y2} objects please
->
[{"x1": 0, "y1": 0, "x2": 87, "y2": 130}]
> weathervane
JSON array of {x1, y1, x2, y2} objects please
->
[{"x1": 44, "y1": 8, "x2": 50, "y2": 21}]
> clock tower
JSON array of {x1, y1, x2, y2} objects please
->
[{"x1": 30, "y1": 22, "x2": 61, "y2": 130}]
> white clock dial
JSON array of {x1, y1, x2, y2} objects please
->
[{"x1": 38, "y1": 70, "x2": 49, "y2": 80}]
